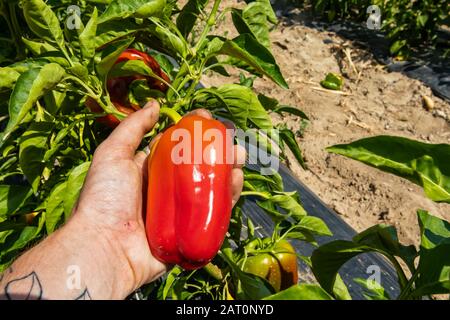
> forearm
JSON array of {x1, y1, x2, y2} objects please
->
[{"x1": 0, "y1": 216, "x2": 135, "y2": 300}]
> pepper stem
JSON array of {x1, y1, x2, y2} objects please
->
[{"x1": 160, "y1": 107, "x2": 182, "y2": 124}]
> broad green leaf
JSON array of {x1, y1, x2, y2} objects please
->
[
  {"x1": 327, "y1": 136, "x2": 450, "y2": 203},
  {"x1": 217, "y1": 34, "x2": 288, "y2": 88},
  {"x1": 149, "y1": 18, "x2": 189, "y2": 59},
  {"x1": 0, "y1": 212, "x2": 45, "y2": 266},
  {"x1": 19, "y1": 122, "x2": 54, "y2": 192},
  {"x1": 296, "y1": 216, "x2": 332, "y2": 236},
  {"x1": 176, "y1": 0, "x2": 208, "y2": 38},
  {"x1": 21, "y1": 0, "x2": 65, "y2": 50},
  {"x1": 280, "y1": 128, "x2": 307, "y2": 169},
  {"x1": 354, "y1": 278, "x2": 390, "y2": 300},
  {"x1": 109, "y1": 60, "x2": 159, "y2": 79},
  {"x1": 417, "y1": 14, "x2": 428, "y2": 27},
  {"x1": 270, "y1": 192, "x2": 307, "y2": 220},
  {"x1": 390, "y1": 40, "x2": 406, "y2": 54},
  {"x1": 79, "y1": 8, "x2": 98, "y2": 60},
  {"x1": 409, "y1": 210, "x2": 450, "y2": 297},
  {"x1": 95, "y1": 37, "x2": 134, "y2": 81},
  {"x1": 311, "y1": 223, "x2": 417, "y2": 296},
  {"x1": 2, "y1": 63, "x2": 65, "y2": 142},
  {"x1": 0, "y1": 185, "x2": 34, "y2": 217},
  {"x1": 95, "y1": 20, "x2": 142, "y2": 49},
  {"x1": 353, "y1": 224, "x2": 417, "y2": 272},
  {"x1": 311, "y1": 240, "x2": 371, "y2": 294},
  {"x1": 98, "y1": 0, "x2": 166, "y2": 23},
  {"x1": 21, "y1": 38, "x2": 57, "y2": 56},
  {"x1": 0, "y1": 67, "x2": 20, "y2": 91},
  {"x1": 63, "y1": 162, "x2": 91, "y2": 219},
  {"x1": 258, "y1": 94, "x2": 309, "y2": 120},
  {"x1": 274, "y1": 106, "x2": 309, "y2": 120},
  {"x1": 45, "y1": 182, "x2": 67, "y2": 234},
  {"x1": 232, "y1": 0, "x2": 277, "y2": 48},
  {"x1": 333, "y1": 274, "x2": 352, "y2": 300},
  {"x1": 264, "y1": 284, "x2": 333, "y2": 300},
  {"x1": 198, "y1": 84, "x2": 272, "y2": 130}
]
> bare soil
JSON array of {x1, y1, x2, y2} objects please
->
[{"x1": 203, "y1": 1, "x2": 450, "y2": 246}]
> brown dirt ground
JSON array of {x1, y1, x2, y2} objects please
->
[{"x1": 202, "y1": 1, "x2": 450, "y2": 247}]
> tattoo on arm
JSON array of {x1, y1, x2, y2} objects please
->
[
  {"x1": 75, "y1": 288, "x2": 92, "y2": 300},
  {"x1": 2, "y1": 269, "x2": 92, "y2": 300},
  {"x1": 4, "y1": 271, "x2": 43, "y2": 300}
]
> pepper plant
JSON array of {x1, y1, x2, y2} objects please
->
[{"x1": 0, "y1": 0, "x2": 449, "y2": 300}]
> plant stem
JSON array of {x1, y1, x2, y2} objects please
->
[
  {"x1": 240, "y1": 191, "x2": 271, "y2": 200},
  {"x1": 397, "y1": 270, "x2": 420, "y2": 300},
  {"x1": 160, "y1": 107, "x2": 182, "y2": 124},
  {"x1": 193, "y1": 0, "x2": 222, "y2": 55}
]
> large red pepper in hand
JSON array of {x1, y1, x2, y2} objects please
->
[
  {"x1": 86, "y1": 49, "x2": 170, "y2": 128},
  {"x1": 146, "y1": 112, "x2": 233, "y2": 270}
]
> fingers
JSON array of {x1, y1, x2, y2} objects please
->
[
  {"x1": 232, "y1": 145, "x2": 246, "y2": 207},
  {"x1": 231, "y1": 168, "x2": 244, "y2": 207},
  {"x1": 187, "y1": 108, "x2": 212, "y2": 119},
  {"x1": 97, "y1": 100, "x2": 160, "y2": 159},
  {"x1": 233, "y1": 145, "x2": 246, "y2": 169}
]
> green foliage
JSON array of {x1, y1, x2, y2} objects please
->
[{"x1": 308, "y1": 0, "x2": 449, "y2": 56}]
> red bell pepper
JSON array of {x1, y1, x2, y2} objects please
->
[
  {"x1": 86, "y1": 48, "x2": 170, "y2": 128},
  {"x1": 146, "y1": 113, "x2": 233, "y2": 270}
]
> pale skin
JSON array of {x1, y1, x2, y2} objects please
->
[{"x1": 0, "y1": 100, "x2": 245, "y2": 300}]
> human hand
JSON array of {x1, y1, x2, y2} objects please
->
[{"x1": 69, "y1": 100, "x2": 245, "y2": 296}]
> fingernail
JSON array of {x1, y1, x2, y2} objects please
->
[{"x1": 144, "y1": 99, "x2": 159, "y2": 109}]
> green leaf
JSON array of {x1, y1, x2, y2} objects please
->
[
  {"x1": 417, "y1": 14, "x2": 428, "y2": 28},
  {"x1": 333, "y1": 274, "x2": 352, "y2": 300},
  {"x1": 217, "y1": 34, "x2": 288, "y2": 88},
  {"x1": 1, "y1": 63, "x2": 65, "y2": 143},
  {"x1": 95, "y1": 37, "x2": 134, "y2": 81},
  {"x1": 197, "y1": 84, "x2": 272, "y2": 130},
  {"x1": 0, "y1": 185, "x2": 34, "y2": 217},
  {"x1": 390, "y1": 40, "x2": 407, "y2": 55},
  {"x1": 0, "y1": 67, "x2": 20, "y2": 91},
  {"x1": 0, "y1": 212, "x2": 45, "y2": 263},
  {"x1": 109, "y1": 59, "x2": 159, "y2": 78},
  {"x1": 270, "y1": 192, "x2": 307, "y2": 220},
  {"x1": 79, "y1": 8, "x2": 98, "y2": 60},
  {"x1": 148, "y1": 18, "x2": 189, "y2": 59},
  {"x1": 273, "y1": 106, "x2": 309, "y2": 120},
  {"x1": 98, "y1": 0, "x2": 166, "y2": 23},
  {"x1": 354, "y1": 278, "x2": 390, "y2": 300},
  {"x1": 311, "y1": 223, "x2": 417, "y2": 296},
  {"x1": 19, "y1": 122, "x2": 54, "y2": 192},
  {"x1": 232, "y1": 0, "x2": 277, "y2": 48},
  {"x1": 327, "y1": 136, "x2": 450, "y2": 203},
  {"x1": 264, "y1": 284, "x2": 333, "y2": 300},
  {"x1": 409, "y1": 210, "x2": 450, "y2": 297},
  {"x1": 353, "y1": 224, "x2": 417, "y2": 272},
  {"x1": 311, "y1": 240, "x2": 370, "y2": 294},
  {"x1": 63, "y1": 162, "x2": 91, "y2": 219},
  {"x1": 21, "y1": 0, "x2": 65, "y2": 50},
  {"x1": 296, "y1": 216, "x2": 332, "y2": 236},
  {"x1": 45, "y1": 182, "x2": 67, "y2": 234},
  {"x1": 176, "y1": 0, "x2": 208, "y2": 38},
  {"x1": 279, "y1": 128, "x2": 307, "y2": 169},
  {"x1": 95, "y1": 20, "x2": 142, "y2": 49},
  {"x1": 21, "y1": 38, "x2": 58, "y2": 56}
]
